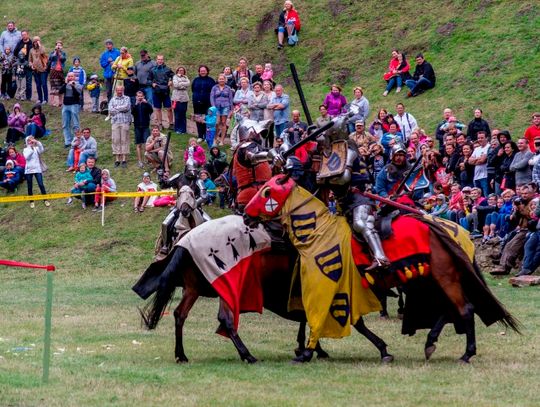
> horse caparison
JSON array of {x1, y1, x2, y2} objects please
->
[{"x1": 138, "y1": 246, "x2": 394, "y2": 364}]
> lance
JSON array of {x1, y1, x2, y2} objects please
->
[
  {"x1": 391, "y1": 154, "x2": 423, "y2": 198},
  {"x1": 290, "y1": 63, "x2": 313, "y2": 125},
  {"x1": 361, "y1": 191, "x2": 424, "y2": 215}
]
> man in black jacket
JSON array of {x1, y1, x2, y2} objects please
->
[
  {"x1": 148, "y1": 55, "x2": 173, "y2": 129},
  {"x1": 13, "y1": 30, "x2": 32, "y2": 101},
  {"x1": 405, "y1": 53, "x2": 436, "y2": 97},
  {"x1": 132, "y1": 91, "x2": 154, "y2": 168}
]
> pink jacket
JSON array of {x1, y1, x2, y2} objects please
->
[
  {"x1": 323, "y1": 93, "x2": 347, "y2": 117},
  {"x1": 184, "y1": 145, "x2": 206, "y2": 166},
  {"x1": 8, "y1": 105, "x2": 28, "y2": 132}
]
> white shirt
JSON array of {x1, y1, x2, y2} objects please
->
[
  {"x1": 394, "y1": 112, "x2": 418, "y2": 142},
  {"x1": 471, "y1": 144, "x2": 489, "y2": 181}
]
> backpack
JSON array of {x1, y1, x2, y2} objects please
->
[
  {"x1": 288, "y1": 31, "x2": 299, "y2": 46},
  {"x1": 99, "y1": 100, "x2": 108, "y2": 115}
]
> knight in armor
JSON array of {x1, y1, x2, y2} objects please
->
[
  {"x1": 158, "y1": 160, "x2": 209, "y2": 255},
  {"x1": 231, "y1": 119, "x2": 274, "y2": 211},
  {"x1": 374, "y1": 144, "x2": 411, "y2": 198}
]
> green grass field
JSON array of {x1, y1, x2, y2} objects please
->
[{"x1": 1, "y1": 0, "x2": 540, "y2": 405}]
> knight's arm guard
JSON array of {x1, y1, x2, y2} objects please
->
[
  {"x1": 195, "y1": 178, "x2": 208, "y2": 206},
  {"x1": 245, "y1": 150, "x2": 270, "y2": 164}
]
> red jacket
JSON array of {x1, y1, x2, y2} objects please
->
[
  {"x1": 524, "y1": 125, "x2": 540, "y2": 151},
  {"x1": 285, "y1": 9, "x2": 301, "y2": 31}
]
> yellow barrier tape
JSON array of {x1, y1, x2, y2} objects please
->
[{"x1": 0, "y1": 188, "x2": 219, "y2": 203}]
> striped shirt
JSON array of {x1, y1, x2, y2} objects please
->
[{"x1": 108, "y1": 95, "x2": 132, "y2": 124}]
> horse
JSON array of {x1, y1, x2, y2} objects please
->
[
  {"x1": 133, "y1": 215, "x2": 394, "y2": 364},
  {"x1": 244, "y1": 174, "x2": 520, "y2": 363}
]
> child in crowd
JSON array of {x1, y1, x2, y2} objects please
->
[
  {"x1": 199, "y1": 170, "x2": 216, "y2": 205},
  {"x1": 68, "y1": 57, "x2": 87, "y2": 109},
  {"x1": 0, "y1": 160, "x2": 20, "y2": 192},
  {"x1": 67, "y1": 162, "x2": 96, "y2": 209},
  {"x1": 184, "y1": 137, "x2": 206, "y2": 167},
  {"x1": 205, "y1": 106, "x2": 217, "y2": 148},
  {"x1": 261, "y1": 63, "x2": 273, "y2": 82},
  {"x1": 133, "y1": 172, "x2": 158, "y2": 212},
  {"x1": 93, "y1": 169, "x2": 116, "y2": 211},
  {"x1": 0, "y1": 46, "x2": 15, "y2": 99},
  {"x1": 14, "y1": 51, "x2": 28, "y2": 100},
  {"x1": 66, "y1": 128, "x2": 85, "y2": 171},
  {"x1": 86, "y1": 74, "x2": 101, "y2": 113}
]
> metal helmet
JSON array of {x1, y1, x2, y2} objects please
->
[
  {"x1": 391, "y1": 143, "x2": 407, "y2": 156},
  {"x1": 237, "y1": 118, "x2": 274, "y2": 143},
  {"x1": 184, "y1": 158, "x2": 199, "y2": 179}
]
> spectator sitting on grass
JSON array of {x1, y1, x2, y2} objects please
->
[
  {"x1": 199, "y1": 169, "x2": 216, "y2": 205},
  {"x1": 66, "y1": 162, "x2": 96, "y2": 209},
  {"x1": 0, "y1": 160, "x2": 20, "y2": 192},
  {"x1": 6, "y1": 103, "x2": 27, "y2": 144},
  {"x1": 184, "y1": 137, "x2": 206, "y2": 167},
  {"x1": 93, "y1": 168, "x2": 116, "y2": 211},
  {"x1": 276, "y1": 1, "x2": 301, "y2": 50},
  {"x1": 145, "y1": 126, "x2": 172, "y2": 176},
  {"x1": 406, "y1": 53, "x2": 436, "y2": 97},
  {"x1": 25, "y1": 104, "x2": 46, "y2": 139},
  {"x1": 134, "y1": 172, "x2": 158, "y2": 212}
]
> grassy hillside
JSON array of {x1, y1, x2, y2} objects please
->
[
  {"x1": 2, "y1": 0, "x2": 539, "y2": 131},
  {"x1": 1, "y1": 1, "x2": 540, "y2": 405}
]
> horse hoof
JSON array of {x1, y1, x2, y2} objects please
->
[
  {"x1": 294, "y1": 348, "x2": 303, "y2": 357},
  {"x1": 242, "y1": 355, "x2": 258, "y2": 364},
  {"x1": 458, "y1": 355, "x2": 472, "y2": 364},
  {"x1": 425, "y1": 345, "x2": 436, "y2": 360},
  {"x1": 316, "y1": 350, "x2": 330, "y2": 359},
  {"x1": 381, "y1": 354, "x2": 394, "y2": 364},
  {"x1": 175, "y1": 356, "x2": 189, "y2": 364},
  {"x1": 292, "y1": 349, "x2": 314, "y2": 363}
]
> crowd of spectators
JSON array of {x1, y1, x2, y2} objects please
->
[{"x1": 0, "y1": 11, "x2": 539, "y2": 277}]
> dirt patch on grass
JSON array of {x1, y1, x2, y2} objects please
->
[
  {"x1": 306, "y1": 51, "x2": 324, "y2": 81},
  {"x1": 332, "y1": 68, "x2": 352, "y2": 85},
  {"x1": 328, "y1": 0, "x2": 348, "y2": 17},
  {"x1": 256, "y1": 10, "x2": 278, "y2": 35},
  {"x1": 436, "y1": 22, "x2": 457, "y2": 36},
  {"x1": 477, "y1": 0, "x2": 492, "y2": 11},
  {"x1": 516, "y1": 3, "x2": 535, "y2": 17},
  {"x1": 237, "y1": 29, "x2": 251, "y2": 44},
  {"x1": 515, "y1": 77, "x2": 529, "y2": 88}
]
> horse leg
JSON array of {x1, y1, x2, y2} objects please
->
[
  {"x1": 354, "y1": 317, "x2": 394, "y2": 363},
  {"x1": 429, "y1": 235, "x2": 477, "y2": 363},
  {"x1": 397, "y1": 287, "x2": 405, "y2": 320},
  {"x1": 173, "y1": 287, "x2": 199, "y2": 363},
  {"x1": 295, "y1": 322, "x2": 329, "y2": 359},
  {"x1": 294, "y1": 322, "x2": 306, "y2": 356},
  {"x1": 424, "y1": 315, "x2": 446, "y2": 360},
  {"x1": 217, "y1": 299, "x2": 257, "y2": 364}
]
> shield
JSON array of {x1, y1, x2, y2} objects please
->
[{"x1": 318, "y1": 140, "x2": 348, "y2": 179}]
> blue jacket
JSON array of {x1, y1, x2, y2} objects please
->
[
  {"x1": 205, "y1": 106, "x2": 217, "y2": 129},
  {"x1": 99, "y1": 48, "x2": 120, "y2": 79},
  {"x1": 48, "y1": 50, "x2": 67, "y2": 72}
]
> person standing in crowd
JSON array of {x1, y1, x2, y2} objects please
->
[
  {"x1": 112, "y1": 46, "x2": 133, "y2": 90},
  {"x1": 0, "y1": 46, "x2": 15, "y2": 99},
  {"x1": 13, "y1": 30, "x2": 32, "y2": 101},
  {"x1": 134, "y1": 50, "x2": 156, "y2": 103},
  {"x1": 87, "y1": 74, "x2": 101, "y2": 113},
  {"x1": 262, "y1": 80, "x2": 276, "y2": 120},
  {"x1": 435, "y1": 108, "x2": 453, "y2": 154},
  {"x1": 123, "y1": 66, "x2": 139, "y2": 106},
  {"x1": 406, "y1": 53, "x2": 436, "y2": 97},
  {"x1": 68, "y1": 57, "x2": 87, "y2": 110},
  {"x1": 99, "y1": 39, "x2": 120, "y2": 101},
  {"x1": 248, "y1": 81, "x2": 268, "y2": 122},
  {"x1": 0, "y1": 21, "x2": 21, "y2": 54},
  {"x1": 28, "y1": 36, "x2": 48, "y2": 104},
  {"x1": 467, "y1": 108, "x2": 491, "y2": 141},
  {"x1": 469, "y1": 131, "x2": 490, "y2": 197},
  {"x1": 524, "y1": 112, "x2": 540, "y2": 151},
  {"x1": 268, "y1": 84, "x2": 290, "y2": 138},
  {"x1": 323, "y1": 84, "x2": 347, "y2": 117},
  {"x1": 191, "y1": 65, "x2": 215, "y2": 142},
  {"x1": 59, "y1": 71, "x2": 83, "y2": 148},
  {"x1": 48, "y1": 40, "x2": 66, "y2": 107},
  {"x1": 171, "y1": 66, "x2": 190, "y2": 135},
  {"x1": 132, "y1": 90, "x2": 154, "y2": 168},
  {"x1": 510, "y1": 138, "x2": 534, "y2": 186},
  {"x1": 148, "y1": 55, "x2": 173, "y2": 129},
  {"x1": 347, "y1": 87, "x2": 369, "y2": 133},
  {"x1": 393, "y1": 103, "x2": 417, "y2": 143},
  {"x1": 210, "y1": 73, "x2": 234, "y2": 145},
  {"x1": 232, "y1": 57, "x2": 253, "y2": 88},
  {"x1": 531, "y1": 137, "x2": 540, "y2": 185},
  {"x1": 108, "y1": 86, "x2": 131, "y2": 168},
  {"x1": 23, "y1": 135, "x2": 49, "y2": 208}
]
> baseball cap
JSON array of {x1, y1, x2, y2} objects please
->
[{"x1": 355, "y1": 120, "x2": 364, "y2": 126}]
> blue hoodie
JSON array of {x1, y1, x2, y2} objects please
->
[
  {"x1": 99, "y1": 48, "x2": 120, "y2": 79},
  {"x1": 205, "y1": 106, "x2": 217, "y2": 129}
]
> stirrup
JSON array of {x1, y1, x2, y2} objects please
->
[{"x1": 365, "y1": 258, "x2": 390, "y2": 271}]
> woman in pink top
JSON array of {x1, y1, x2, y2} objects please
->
[{"x1": 323, "y1": 84, "x2": 347, "y2": 117}]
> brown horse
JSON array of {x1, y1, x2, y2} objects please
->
[
  {"x1": 133, "y1": 225, "x2": 394, "y2": 364},
  {"x1": 244, "y1": 174, "x2": 520, "y2": 363}
]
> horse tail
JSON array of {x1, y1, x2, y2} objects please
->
[
  {"x1": 141, "y1": 247, "x2": 185, "y2": 330},
  {"x1": 472, "y1": 260, "x2": 522, "y2": 334}
]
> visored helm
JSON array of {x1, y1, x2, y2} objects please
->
[
  {"x1": 184, "y1": 159, "x2": 199, "y2": 179},
  {"x1": 391, "y1": 143, "x2": 407, "y2": 156}
]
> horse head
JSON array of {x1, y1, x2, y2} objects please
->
[
  {"x1": 244, "y1": 174, "x2": 296, "y2": 224},
  {"x1": 177, "y1": 185, "x2": 197, "y2": 217}
]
